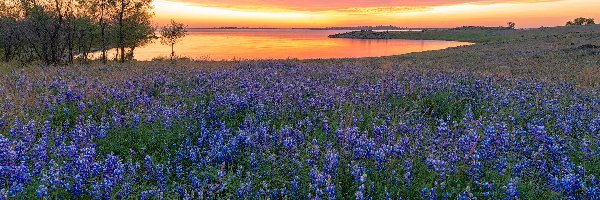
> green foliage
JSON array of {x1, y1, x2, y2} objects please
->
[
  {"x1": 566, "y1": 17, "x2": 595, "y2": 26},
  {"x1": 0, "y1": 0, "x2": 155, "y2": 64},
  {"x1": 123, "y1": 7, "x2": 157, "y2": 59}
]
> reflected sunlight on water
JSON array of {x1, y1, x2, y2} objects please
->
[{"x1": 97, "y1": 29, "x2": 472, "y2": 61}]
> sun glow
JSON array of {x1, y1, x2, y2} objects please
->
[
  {"x1": 153, "y1": 0, "x2": 336, "y2": 27},
  {"x1": 153, "y1": 0, "x2": 600, "y2": 28},
  {"x1": 154, "y1": 1, "x2": 315, "y2": 19}
]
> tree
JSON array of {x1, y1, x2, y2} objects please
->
[
  {"x1": 160, "y1": 20, "x2": 187, "y2": 60},
  {"x1": 122, "y1": 2, "x2": 155, "y2": 60},
  {"x1": 566, "y1": 17, "x2": 595, "y2": 26},
  {"x1": 87, "y1": 0, "x2": 113, "y2": 63},
  {"x1": 113, "y1": 0, "x2": 153, "y2": 63},
  {"x1": 0, "y1": 0, "x2": 155, "y2": 65},
  {"x1": 123, "y1": 17, "x2": 155, "y2": 60},
  {"x1": 585, "y1": 18, "x2": 595, "y2": 25},
  {"x1": 507, "y1": 22, "x2": 516, "y2": 29}
]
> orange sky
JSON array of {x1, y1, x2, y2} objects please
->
[{"x1": 153, "y1": 0, "x2": 600, "y2": 28}]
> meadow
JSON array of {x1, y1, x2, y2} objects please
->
[{"x1": 0, "y1": 25, "x2": 599, "y2": 199}]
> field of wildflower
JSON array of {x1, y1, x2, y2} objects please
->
[{"x1": 1, "y1": 25, "x2": 599, "y2": 199}]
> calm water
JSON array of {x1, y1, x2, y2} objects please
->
[{"x1": 117, "y1": 29, "x2": 472, "y2": 61}]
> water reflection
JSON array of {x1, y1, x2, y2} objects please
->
[{"x1": 97, "y1": 29, "x2": 472, "y2": 61}]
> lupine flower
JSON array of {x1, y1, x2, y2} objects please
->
[
  {"x1": 35, "y1": 184, "x2": 49, "y2": 198},
  {"x1": 0, "y1": 59, "x2": 598, "y2": 199},
  {"x1": 504, "y1": 178, "x2": 520, "y2": 200},
  {"x1": 421, "y1": 188, "x2": 436, "y2": 200}
]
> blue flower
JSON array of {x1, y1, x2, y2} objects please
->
[
  {"x1": 35, "y1": 184, "x2": 49, "y2": 198},
  {"x1": 504, "y1": 178, "x2": 520, "y2": 200}
]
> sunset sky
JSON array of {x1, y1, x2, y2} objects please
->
[{"x1": 153, "y1": 0, "x2": 600, "y2": 28}]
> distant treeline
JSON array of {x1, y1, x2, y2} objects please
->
[
  {"x1": 450, "y1": 26, "x2": 514, "y2": 31},
  {"x1": 309, "y1": 25, "x2": 418, "y2": 31},
  {"x1": 0, "y1": 0, "x2": 155, "y2": 65}
]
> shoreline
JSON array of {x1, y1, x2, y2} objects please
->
[{"x1": 328, "y1": 25, "x2": 600, "y2": 43}]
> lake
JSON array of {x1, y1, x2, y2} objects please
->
[{"x1": 112, "y1": 29, "x2": 472, "y2": 61}]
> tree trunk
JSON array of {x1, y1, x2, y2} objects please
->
[
  {"x1": 4, "y1": 48, "x2": 10, "y2": 62},
  {"x1": 68, "y1": 20, "x2": 74, "y2": 64},
  {"x1": 118, "y1": 0, "x2": 126, "y2": 63},
  {"x1": 51, "y1": 0, "x2": 64, "y2": 65},
  {"x1": 130, "y1": 47, "x2": 135, "y2": 60},
  {"x1": 101, "y1": 24, "x2": 106, "y2": 63},
  {"x1": 67, "y1": 1, "x2": 74, "y2": 63},
  {"x1": 171, "y1": 44, "x2": 174, "y2": 61},
  {"x1": 85, "y1": 30, "x2": 94, "y2": 62},
  {"x1": 100, "y1": 0, "x2": 107, "y2": 64}
]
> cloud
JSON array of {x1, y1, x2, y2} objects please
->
[{"x1": 165, "y1": 0, "x2": 560, "y2": 12}]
